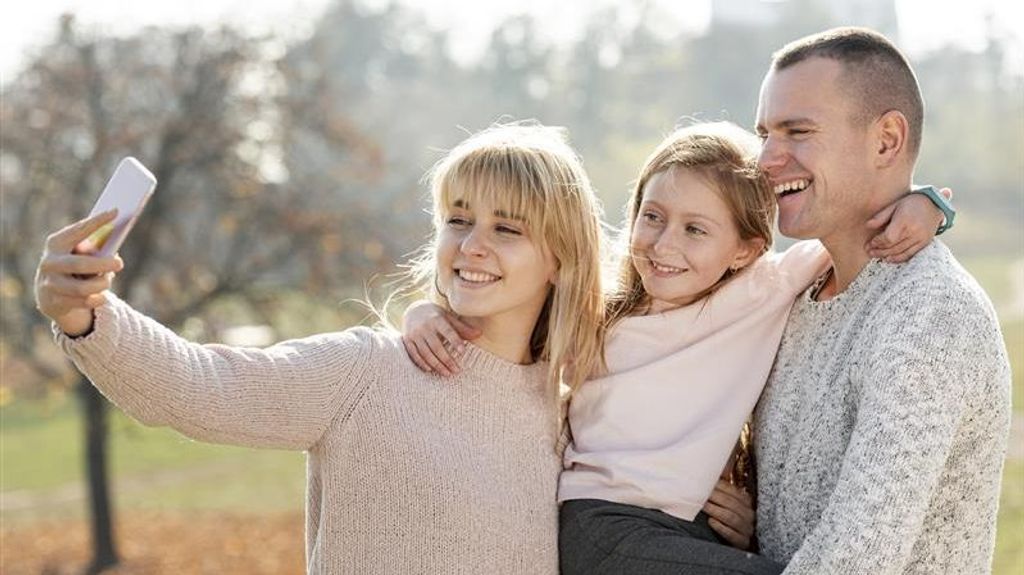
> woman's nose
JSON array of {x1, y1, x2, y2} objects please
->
[{"x1": 460, "y1": 227, "x2": 489, "y2": 257}]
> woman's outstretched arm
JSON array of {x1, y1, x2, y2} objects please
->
[{"x1": 37, "y1": 212, "x2": 373, "y2": 451}]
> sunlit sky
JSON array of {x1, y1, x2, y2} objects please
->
[{"x1": 1, "y1": 0, "x2": 1022, "y2": 79}]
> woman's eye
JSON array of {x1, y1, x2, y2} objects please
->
[
  {"x1": 686, "y1": 225, "x2": 706, "y2": 236},
  {"x1": 641, "y1": 212, "x2": 661, "y2": 224},
  {"x1": 496, "y1": 224, "x2": 522, "y2": 236}
]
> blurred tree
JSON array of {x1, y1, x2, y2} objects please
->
[
  {"x1": 0, "y1": 14, "x2": 386, "y2": 573},
  {"x1": 281, "y1": 0, "x2": 466, "y2": 246}
]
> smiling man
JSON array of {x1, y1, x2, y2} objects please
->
[{"x1": 752, "y1": 28, "x2": 1011, "y2": 573}]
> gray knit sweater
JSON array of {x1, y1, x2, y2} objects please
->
[
  {"x1": 57, "y1": 293, "x2": 562, "y2": 574},
  {"x1": 754, "y1": 241, "x2": 1011, "y2": 574}
]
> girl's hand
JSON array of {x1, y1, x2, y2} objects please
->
[
  {"x1": 35, "y1": 210, "x2": 124, "y2": 336},
  {"x1": 865, "y1": 187, "x2": 952, "y2": 263},
  {"x1": 401, "y1": 300, "x2": 481, "y2": 376},
  {"x1": 703, "y1": 479, "x2": 756, "y2": 551}
]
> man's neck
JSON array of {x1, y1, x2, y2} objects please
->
[
  {"x1": 815, "y1": 179, "x2": 911, "y2": 300},
  {"x1": 816, "y1": 230, "x2": 873, "y2": 300}
]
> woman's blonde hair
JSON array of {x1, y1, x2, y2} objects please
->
[
  {"x1": 408, "y1": 122, "x2": 606, "y2": 392},
  {"x1": 606, "y1": 121, "x2": 776, "y2": 327}
]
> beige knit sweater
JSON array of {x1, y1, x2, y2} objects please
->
[{"x1": 56, "y1": 293, "x2": 563, "y2": 574}]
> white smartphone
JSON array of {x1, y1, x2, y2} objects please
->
[{"x1": 82, "y1": 157, "x2": 157, "y2": 257}]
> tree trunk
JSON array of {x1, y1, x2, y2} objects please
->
[{"x1": 77, "y1": 377, "x2": 118, "y2": 574}]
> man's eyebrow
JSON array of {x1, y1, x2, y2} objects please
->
[{"x1": 762, "y1": 117, "x2": 817, "y2": 131}]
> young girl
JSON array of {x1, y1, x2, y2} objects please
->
[
  {"x1": 35, "y1": 124, "x2": 606, "y2": 574},
  {"x1": 402, "y1": 122, "x2": 945, "y2": 574}
]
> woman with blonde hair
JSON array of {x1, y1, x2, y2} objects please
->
[{"x1": 35, "y1": 123, "x2": 605, "y2": 574}]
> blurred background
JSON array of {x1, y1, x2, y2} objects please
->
[{"x1": 1, "y1": 0, "x2": 1021, "y2": 573}]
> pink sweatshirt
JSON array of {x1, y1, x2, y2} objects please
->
[{"x1": 558, "y1": 240, "x2": 830, "y2": 520}]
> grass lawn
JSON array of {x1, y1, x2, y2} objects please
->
[
  {"x1": 2, "y1": 393, "x2": 1022, "y2": 572},
  {"x1": 2, "y1": 397, "x2": 304, "y2": 524}
]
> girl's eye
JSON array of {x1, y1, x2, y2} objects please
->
[
  {"x1": 641, "y1": 211, "x2": 662, "y2": 224},
  {"x1": 446, "y1": 216, "x2": 470, "y2": 228},
  {"x1": 686, "y1": 225, "x2": 706, "y2": 236}
]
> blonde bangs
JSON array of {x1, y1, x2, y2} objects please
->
[{"x1": 433, "y1": 146, "x2": 553, "y2": 242}]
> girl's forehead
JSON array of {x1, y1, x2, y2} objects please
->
[{"x1": 642, "y1": 169, "x2": 734, "y2": 217}]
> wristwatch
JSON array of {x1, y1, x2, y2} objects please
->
[{"x1": 910, "y1": 185, "x2": 955, "y2": 235}]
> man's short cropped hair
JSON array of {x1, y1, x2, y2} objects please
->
[{"x1": 772, "y1": 27, "x2": 924, "y2": 160}]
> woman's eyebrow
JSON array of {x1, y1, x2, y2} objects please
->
[
  {"x1": 450, "y1": 199, "x2": 525, "y2": 221},
  {"x1": 493, "y1": 209, "x2": 526, "y2": 222}
]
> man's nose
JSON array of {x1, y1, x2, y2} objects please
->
[{"x1": 758, "y1": 136, "x2": 787, "y2": 174}]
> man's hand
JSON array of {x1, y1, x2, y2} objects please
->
[
  {"x1": 703, "y1": 479, "x2": 756, "y2": 551},
  {"x1": 401, "y1": 300, "x2": 481, "y2": 376},
  {"x1": 35, "y1": 210, "x2": 124, "y2": 336}
]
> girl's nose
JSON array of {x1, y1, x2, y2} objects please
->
[{"x1": 652, "y1": 229, "x2": 680, "y2": 256}]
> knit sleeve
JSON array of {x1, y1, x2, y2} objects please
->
[
  {"x1": 55, "y1": 292, "x2": 375, "y2": 451},
  {"x1": 780, "y1": 277, "x2": 1010, "y2": 574}
]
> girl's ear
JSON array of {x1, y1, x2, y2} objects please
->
[{"x1": 731, "y1": 237, "x2": 766, "y2": 271}]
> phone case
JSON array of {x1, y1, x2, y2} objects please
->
[{"x1": 85, "y1": 157, "x2": 157, "y2": 257}]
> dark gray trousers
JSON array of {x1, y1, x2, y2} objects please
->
[{"x1": 559, "y1": 499, "x2": 785, "y2": 575}]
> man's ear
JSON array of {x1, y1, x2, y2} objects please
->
[{"x1": 874, "y1": 110, "x2": 908, "y2": 168}]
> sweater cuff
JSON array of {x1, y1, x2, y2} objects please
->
[{"x1": 53, "y1": 292, "x2": 124, "y2": 362}]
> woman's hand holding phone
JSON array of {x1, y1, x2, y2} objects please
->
[{"x1": 35, "y1": 210, "x2": 125, "y2": 337}]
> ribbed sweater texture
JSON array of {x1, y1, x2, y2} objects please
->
[
  {"x1": 754, "y1": 241, "x2": 1012, "y2": 574},
  {"x1": 57, "y1": 293, "x2": 562, "y2": 574}
]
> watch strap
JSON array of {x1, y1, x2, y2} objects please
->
[{"x1": 910, "y1": 185, "x2": 955, "y2": 235}]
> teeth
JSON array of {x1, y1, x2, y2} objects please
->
[
  {"x1": 458, "y1": 269, "x2": 500, "y2": 283},
  {"x1": 773, "y1": 179, "x2": 809, "y2": 195},
  {"x1": 651, "y1": 261, "x2": 684, "y2": 274}
]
